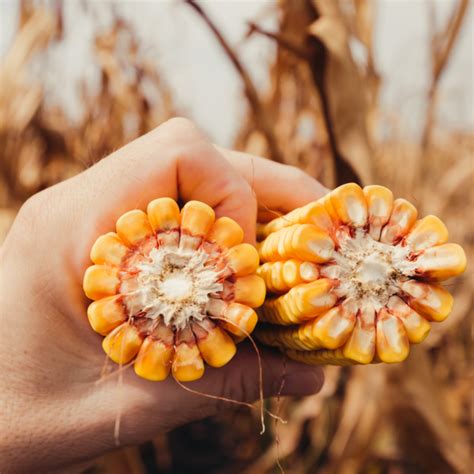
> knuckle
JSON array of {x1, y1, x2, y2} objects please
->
[
  {"x1": 15, "y1": 189, "x2": 55, "y2": 235},
  {"x1": 147, "y1": 117, "x2": 207, "y2": 160},
  {"x1": 160, "y1": 116, "x2": 199, "y2": 137},
  {"x1": 237, "y1": 179, "x2": 255, "y2": 202},
  {"x1": 17, "y1": 193, "x2": 42, "y2": 225},
  {"x1": 228, "y1": 179, "x2": 257, "y2": 211}
]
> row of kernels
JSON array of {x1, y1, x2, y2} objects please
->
[
  {"x1": 257, "y1": 259, "x2": 319, "y2": 294},
  {"x1": 258, "y1": 224, "x2": 334, "y2": 263}
]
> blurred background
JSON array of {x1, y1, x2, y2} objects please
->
[{"x1": 0, "y1": 1, "x2": 472, "y2": 473}]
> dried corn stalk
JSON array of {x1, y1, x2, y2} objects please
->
[
  {"x1": 83, "y1": 198, "x2": 265, "y2": 382},
  {"x1": 256, "y1": 183, "x2": 466, "y2": 365}
]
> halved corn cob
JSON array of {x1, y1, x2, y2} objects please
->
[
  {"x1": 256, "y1": 183, "x2": 466, "y2": 365},
  {"x1": 83, "y1": 198, "x2": 265, "y2": 382}
]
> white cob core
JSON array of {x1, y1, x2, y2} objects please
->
[
  {"x1": 124, "y1": 246, "x2": 223, "y2": 330},
  {"x1": 161, "y1": 272, "x2": 193, "y2": 301},
  {"x1": 325, "y1": 229, "x2": 410, "y2": 310},
  {"x1": 356, "y1": 254, "x2": 391, "y2": 284}
]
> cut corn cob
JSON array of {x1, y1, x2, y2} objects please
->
[
  {"x1": 83, "y1": 198, "x2": 264, "y2": 382},
  {"x1": 256, "y1": 183, "x2": 466, "y2": 365}
]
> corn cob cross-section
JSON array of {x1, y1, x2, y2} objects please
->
[
  {"x1": 83, "y1": 198, "x2": 265, "y2": 382},
  {"x1": 256, "y1": 183, "x2": 466, "y2": 365}
]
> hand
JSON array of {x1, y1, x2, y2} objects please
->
[{"x1": 0, "y1": 118, "x2": 327, "y2": 473}]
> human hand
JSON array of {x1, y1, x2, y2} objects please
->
[{"x1": 0, "y1": 118, "x2": 327, "y2": 472}]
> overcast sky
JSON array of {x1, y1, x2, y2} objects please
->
[{"x1": 1, "y1": 0, "x2": 472, "y2": 146}]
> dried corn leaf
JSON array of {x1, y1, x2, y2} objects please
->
[{"x1": 309, "y1": 0, "x2": 373, "y2": 184}]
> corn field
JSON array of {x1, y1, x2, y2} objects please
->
[{"x1": 0, "y1": 1, "x2": 472, "y2": 473}]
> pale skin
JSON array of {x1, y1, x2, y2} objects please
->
[{"x1": 0, "y1": 118, "x2": 327, "y2": 473}]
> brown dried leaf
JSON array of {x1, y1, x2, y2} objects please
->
[{"x1": 309, "y1": 0, "x2": 373, "y2": 184}]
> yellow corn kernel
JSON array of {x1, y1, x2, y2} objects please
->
[
  {"x1": 310, "y1": 305, "x2": 356, "y2": 349},
  {"x1": 147, "y1": 197, "x2": 181, "y2": 232},
  {"x1": 380, "y1": 198, "x2": 418, "y2": 244},
  {"x1": 180, "y1": 200, "x2": 215, "y2": 237},
  {"x1": 293, "y1": 325, "x2": 316, "y2": 349},
  {"x1": 260, "y1": 200, "x2": 334, "y2": 238},
  {"x1": 375, "y1": 308, "x2": 410, "y2": 363},
  {"x1": 342, "y1": 306, "x2": 376, "y2": 364},
  {"x1": 413, "y1": 243, "x2": 466, "y2": 280},
  {"x1": 116, "y1": 209, "x2": 154, "y2": 247},
  {"x1": 232, "y1": 274, "x2": 266, "y2": 308},
  {"x1": 321, "y1": 193, "x2": 340, "y2": 226},
  {"x1": 102, "y1": 322, "x2": 143, "y2": 364},
  {"x1": 259, "y1": 279, "x2": 337, "y2": 325},
  {"x1": 207, "y1": 217, "x2": 244, "y2": 248},
  {"x1": 172, "y1": 341, "x2": 205, "y2": 382},
  {"x1": 304, "y1": 200, "x2": 336, "y2": 233},
  {"x1": 257, "y1": 261, "x2": 286, "y2": 293},
  {"x1": 387, "y1": 296, "x2": 430, "y2": 344},
  {"x1": 404, "y1": 215, "x2": 448, "y2": 251},
  {"x1": 363, "y1": 185, "x2": 394, "y2": 240},
  {"x1": 259, "y1": 207, "x2": 303, "y2": 237},
  {"x1": 134, "y1": 337, "x2": 174, "y2": 381},
  {"x1": 289, "y1": 224, "x2": 333, "y2": 262},
  {"x1": 90, "y1": 232, "x2": 129, "y2": 266},
  {"x1": 210, "y1": 301, "x2": 258, "y2": 337},
  {"x1": 400, "y1": 280, "x2": 453, "y2": 322},
  {"x1": 259, "y1": 224, "x2": 334, "y2": 263},
  {"x1": 194, "y1": 321, "x2": 237, "y2": 368},
  {"x1": 282, "y1": 259, "x2": 319, "y2": 288},
  {"x1": 297, "y1": 320, "x2": 324, "y2": 350},
  {"x1": 298, "y1": 262, "x2": 321, "y2": 282},
  {"x1": 287, "y1": 278, "x2": 338, "y2": 320},
  {"x1": 87, "y1": 295, "x2": 126, "y2": 335},
  {"x1": 83, "y1": 265, "x2": 120, "y2": 300},
  {"x1": 226, "y1": 243, "x2": 260, "y2": 277},
  {"x1": 329, "y1": 183, "x2": 368, "y2": 227}
]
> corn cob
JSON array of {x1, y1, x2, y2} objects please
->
[
  {"x1": 83, "y1": 198, "x2": 265, "y2": 382},
  {"x1": 256, "y1": 183, "x2": 466, "y2": 365}
]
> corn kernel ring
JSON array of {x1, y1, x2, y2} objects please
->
[
  {"x1": 83, "y1": 198, "x2": 265, "y2": 382},
  {"x1": 256, "y1": 183, "x2": 466, "y2": 365}
]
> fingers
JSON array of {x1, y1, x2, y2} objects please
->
[
  {"x1": 52, "y1": 118, "x2": 257, "y2": 271},
  {"x1": 32, "y1": 118, "x2": 325, "y2": 269},
  {"x1": 217, "y1": 147, "x2": 329, "y2": 221},
  {"x1": 195, "y1": 342, "x2": 324, "y2": 401},
  {"x1": 114, "y1": 343, "x2": 323, "y2": 442}
]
